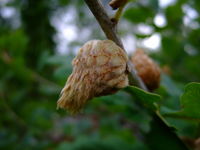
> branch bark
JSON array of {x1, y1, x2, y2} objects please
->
[
  {"x1": 84, "y1": 0, "x2": 123, "y2": 48},
  {"x1": 84, "y1": 0, "x2": 147, "y2": 91},
  {"x1": 83, "y1": 1, "x2": 189, "y2": 149}
]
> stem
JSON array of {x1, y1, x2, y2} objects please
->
[
  {"x1": 112, "y1": 6, "x2": 125, "y2": 23},
  {"x1": 83, "y1": 1, "x2": 189, "y2": 149},
  {"x1": 84, "y1": 0, "x2": 147, "y2": 91},
  {"x1": 111, "y1": 0, "x2": 128, "y2": 24},
  {"x1": 84, "y1": 0, "x2": 123, "y2": 48}
]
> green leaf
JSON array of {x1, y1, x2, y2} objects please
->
[
  {"x1": 124, "y1": 86, "x2": 161, "y2": 111},
  {"x1": 124, "y1": 86, "x2": 189, "y2": 150},
  {"x1": 161, "y1": 74, "x2": 182, "y2": 97},
  {"x1": 124, "y1": 7, "x2": 154, "y2": 23},
  {"x1": 165, "y1": 82, "x2": 200, "y2": 121},
  {"x1": 145, "y1": 114, "x2": 189, "y2": 150}
]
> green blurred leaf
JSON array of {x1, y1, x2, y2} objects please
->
[
  {"x1": 161, "y1": 74, "x2": 182, "y2": 97},
  {"x1": 146, "y1": 114, "x2": 189, "y2": 150},
  {"x1": 124, "y1": 7, "x2": 154, "y2": 23},
  {"x1": 46, "y1": 55, "x2": 72, "y2": 65},
  {"x1": 165, "y1": 82, "x2": 200, "y2": 121},
  {"x1": 56, "y1": 136, "x2": 149, "y2": 150},
  {"x1": 124, "y1": 86, "x2": 161, "y2": 111}
]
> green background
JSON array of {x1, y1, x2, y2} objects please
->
[{"x1": 0, "y1": 0, "x2": 200, "y2": 149}]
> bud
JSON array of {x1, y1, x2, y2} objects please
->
[
  {"x1": 57, "y1": 40, "x2": 129, "y2": 113},
  {"x1": 109, "y1": 0, "x2": 128, "y2": 10},
  {"x1": 131, "y1": 49, "x2": 161, "y2": 91}
]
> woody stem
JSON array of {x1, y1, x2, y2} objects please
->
[{"x1": 84, "y1": 0, "x2": 147, "y2": 91}]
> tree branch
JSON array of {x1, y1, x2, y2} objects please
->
[
  {"x1": 83, "y1": 1, "x2": 190, "y2": 149},
  {"x1": 83, "y1": 1, "x2": 189, "y2": 149},
  {"x1": 84, "y1": 0, "x2": 147, "y2": 91},
  {"x1": 84, "y1": 0, "x2": 123, "y2": 48}
]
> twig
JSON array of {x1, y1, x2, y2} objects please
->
[
  {"x1": 83, "y1": 1, "x2": 189, "y2": 149},
  {"x1": 84, "y1": 0, "x2": 148, "y2": 91},
  {"x1": 111, "y1": 0, "x2": 128, "y2": 24},
  {"x1": 84, "y1": 0, "x2": 123, "y2": 48},
  {"x1": 109, "y1": 0, "x2": 128, "y2": 10}
]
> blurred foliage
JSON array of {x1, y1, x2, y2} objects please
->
[
  {"x1": 163, "y1": 82, "x2": 200, "y2": 121},
  {"x1": 0, "y1": 0, "x2": 200, "y2": 149},
  {"x1": 124, "y1": 86, "x2": 161, "y2": 111}
]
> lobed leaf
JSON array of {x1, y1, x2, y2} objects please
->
[{"x1": 124, "y1": 86, "x2": 161, "y2": 111}]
